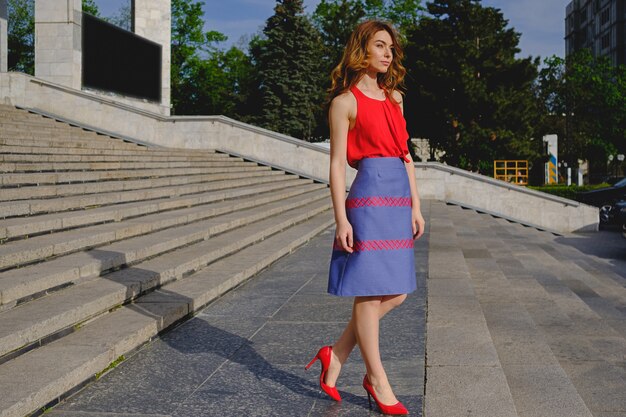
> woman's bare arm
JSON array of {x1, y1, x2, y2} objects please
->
[{"x1": 329, "y1": 93, "x2": 356, "y2": 252}]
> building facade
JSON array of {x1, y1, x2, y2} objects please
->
[{"x1": 565, "y1": 0, "x2": 625, "y2": 65}]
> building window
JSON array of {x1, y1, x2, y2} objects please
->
[
  {"x1": 601, "y1": 8, "x2": 610, "y2": 25},
  {"x1": 580, "y1": 8, "x2": 587, "y2": 23},
  {"x1": 601, "y1": 33, "x2": 610, "y2": 49}
]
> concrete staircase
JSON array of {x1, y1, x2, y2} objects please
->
[{"x1": 0, "y1": 105, "x2": 334, "y2": 417}]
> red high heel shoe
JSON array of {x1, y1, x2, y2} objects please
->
[
  {"x1": 362, "y1": 374, "x2": 408, "y2": 415},
  {"x1": 305, "y1": 346, "x2": 341, "y2": 401}
]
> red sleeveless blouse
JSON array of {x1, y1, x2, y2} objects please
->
[{"x1": 347, "y1": 85, "x2": 410, "y2": 169}]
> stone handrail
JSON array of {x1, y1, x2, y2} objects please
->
[{"x1": 414, "y1": 162, "x2": 581, "y2": 207}]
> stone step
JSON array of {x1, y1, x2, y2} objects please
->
[
  {"x1": 0, "y1": 179, "x2": 325, "y2": 270},
  {"x1": 0, "y1": 152, "x2": 237, "y2": 163},
  {"x1": 0, "y1": 114, "x2": 115, "y2": 133},
  {"x1": 0, "y1": 128, "x2": 103, "y2": 140},
  {"x1": 0, "y1": 209, "x2": 332, "y2": 417},
  {"x1": 0, "y1": 118, "x2": 103, "y2": 130},
  {"x1": 0, "y1": 170, "x2": 293, "y2": 217},
  {"x1": 0, "y1": 105, "x2": 46, "y2": 114},
  {"x1": 0, "y1": 159, "x2": 253, "y2": 173},
  {"x1": 0, "y1": 107, "x2": 77, "y2": 121},
  {"x1": 0, "y1": 125, "x2": 108, "y2": 138},
  {"x1": 425, "y1": 201, "x2": 596, "y2": 417},
  {"x1": 0, "y1": 137, "x2": 147, "y2": 152},
  {"x1": 0, "y1": 196, "x2": 332, "y2": 361},
  {"x1": 0, "y1": 183, "x2": 327, "y2": 306},
  {"x1": 0, "y1": 146, "x2": 238, "y2": 159},
  {"x1": 0, "y1": 145, "x2": 210, "y2": 156},
  {"x1": 1, "y1": 164, "x2": 271, "y2": 186},
  {"x1": 425, "y1": 203, "x2": 519, "y2": 417},
  {"x1": 0, "y1": 171, "x2": 292, "y2": 218},
  {"x1": 0, "y1": 178, "x2": 322, "y2": 241}
]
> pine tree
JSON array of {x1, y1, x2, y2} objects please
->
[
  {"x1": 251, "y1": 0, "x2": 325, "y2": 140},
  {"x1": 404, "y1": 0, "x2": 540, "y2": 173}
]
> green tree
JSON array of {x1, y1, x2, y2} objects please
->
[
  {"x1": 82, "y1": 0, "x2": 100, "y2": 16},
  {"x1": 251, "y1": 0, "x2": 325, "y2": 140},
  {"x1": 404, "y1": 0, "x2": 541, "y2": 173},
  {"x1": 171, "y1": 0, "x2": 254, "y2": 117},
  {"x1": 171, "y1": 0, "x2": 226, "y2": 114},
  {"x1": 7, "y1": 0, "x2": 34, "y2": 73},
  {"x1": 363, "y1": 0, "x2": 423, "y2": 32},
  {"x1": 312, "y1": 0, "x2": 423, "y2": 73},
  {"x1": 313, "y1": 0, "x2": 365, "y2": 73},
  {"x1": 7, "y1": 0, "x2": 99, "y2": 74},
  {"x1": 537, "y1": 50, "x2": 626, "y2": 180}
]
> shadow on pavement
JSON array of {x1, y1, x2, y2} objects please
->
[{"x1": 555, "y1": 226, "x2": 626, "y2": 280}]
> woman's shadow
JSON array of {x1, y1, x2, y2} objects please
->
[{"x1": 160, "y1": 313, "x2": 369, "y2": 415}]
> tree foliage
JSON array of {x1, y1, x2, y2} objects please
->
[
  {"x1": 250, "y1": 0, "x2": 325, "y2": 140},
  {"x1": 7, "y1": 0, "x2": 34, "y2": 73},
  {"x1": 81, "y1": 0, "x2": 100, "y2": 17},
  {"x1": 537, "y1": 50, "x2": 626, "y2": 177},
  {"x1": 404, "y1": 0, "x2": 541, "y2": 173},
  {"x1": 312, "y1": 0, "x2": 424, "y2": 74},
  {"x1": 170, "y1": 0, "x2": 254, "y2": 117}
]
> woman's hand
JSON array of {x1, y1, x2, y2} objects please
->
[
  {"x1": 412, "y1": 208, "x2": 425, "y2": 239},
  {"x1": 335, "y1": 219, "x2": 354, "y2": 253}
]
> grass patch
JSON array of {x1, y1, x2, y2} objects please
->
[
  {"x1": 528, "y1": 183, "x2": 610, "y2": 200},
  {"x1": 95, "y1": 355, "x2": 125, "y2": 380}
]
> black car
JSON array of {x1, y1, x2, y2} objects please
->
[
  {"x1": 616, "y1": 200, "x2": 626, "y2": 238},
  {"x1": 577, "y1": 177, "x2": 626, "y2": 225}
]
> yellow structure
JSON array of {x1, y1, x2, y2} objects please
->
[{"x1": 494, "y1": 160, "x2": 528, "y2": 186}]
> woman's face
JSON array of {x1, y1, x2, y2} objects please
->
[{"x1": 366, "y1": 30, "x2": 394, "y2": 73}]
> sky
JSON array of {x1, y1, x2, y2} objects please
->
[{"x1": 97, "y1": 0, "x2": 571, "y2": 61}]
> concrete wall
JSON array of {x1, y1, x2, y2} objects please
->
[
  {"x1": 0, "y1": 71, "x2": 598, "y2": 234},
  {"x1": 413, "y1": 163, "x2": 598, "y2": 233},
  {"x1": 31, "y1": 0, "x2": 170, "y2": 115},
  {"x1": 34, "y1": 0, "x2": 82, "y2": 89},
  {"x1": 133, "y1": 0, "x2": 171, "y2": 112},
  {"x1": 0, "y1": 0, "x2": 7, "y2": 72}
]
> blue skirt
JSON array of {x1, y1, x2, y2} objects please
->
[{"x1": 328, "y1": 157, "x2": 417, "y2": 297}]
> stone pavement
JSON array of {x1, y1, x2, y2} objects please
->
[
  {"x1": 425, "y1": 201, "x2": 626, "y2": 417},
  {"x1": 49, "y1": 204, "x2": 429, "y2": 417},
  {"x1": 49, "y1": 200, "x2": 626, "y2": 417}
]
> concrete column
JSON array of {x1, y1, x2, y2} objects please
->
[
  {"x1": 34, "y1": 0, "x2": 82, "y2": 89},
  {"x1": 0, "y1": 0, "x2": 7, "y2": 72},
  {"x1": 133, "y1": 0, "x2": 171, "y2": 112}
]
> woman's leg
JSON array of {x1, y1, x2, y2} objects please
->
[
  {"x1": 324, "y1": 294, "x2": 407, "y2": 387},
  {"x1": 352, "y1": 295, "x2": 400, "y2": 404}
]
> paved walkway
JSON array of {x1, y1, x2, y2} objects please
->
[
  {"x1": 50, "y1": 205, "x2": 429, "y2": 417},
  {"x1": 425, "y1": 201, "x2": 626, "y2": 417},
  {"x1": 50, "y1": 200, "x2": 626, "y2": 417}
]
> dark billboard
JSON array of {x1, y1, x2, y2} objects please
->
[{"x1": 82, "y1": 13, "x2": 161, "y2": 102}]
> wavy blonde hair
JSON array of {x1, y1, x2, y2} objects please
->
[{"x1": 327, "y1": 20, "x2": 406, "y2": 105}]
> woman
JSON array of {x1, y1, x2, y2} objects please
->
[{"x1": 305, "y1": 20, "x2": 425, "y2": 415}]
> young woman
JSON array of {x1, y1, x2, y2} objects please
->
[{"x1": 305, "y1": 20, "x2": 425, "y2": 415}]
